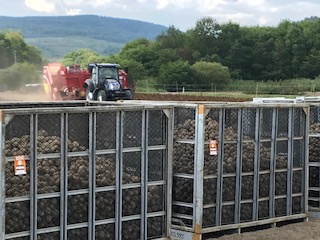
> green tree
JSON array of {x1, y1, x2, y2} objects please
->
[
  {"x1": 158, "y1": 60, "x2": 193, "y2": 90},
  {"x1": 191, "y1": 61, "x2": 231, "y2": 87},
  {"x1": 62, "y1": 49, "x2": 99, "y2": 67},
  {"x1": 0, "y1": 63, "x2": 40, "y2": 90}
]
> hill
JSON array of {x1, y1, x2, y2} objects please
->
[{"x1": 0, "y1": 15, "x2": 167, "y2": 59}]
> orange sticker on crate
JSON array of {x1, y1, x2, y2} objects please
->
[
  {"x1": 14, "y1": 155, "x2": 27, "y2": 175},
  {"x1": 209, "y1": 140, "x2": 218, "y2": 156}
]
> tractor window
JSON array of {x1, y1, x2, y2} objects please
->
[{"x1": 99, "y1": 67, "x2": 118, "y2": 81}]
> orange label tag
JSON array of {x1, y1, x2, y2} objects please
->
[
  {"x1": 14, "y1": 155, "x2": 27, "y2": 175},
  {"x1": 209, "y1": 140, "x2": 218, "y2": 156}
]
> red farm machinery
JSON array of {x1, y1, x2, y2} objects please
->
[{"x1": 43, "y1": 63, "x2": 134, "y2": 101}]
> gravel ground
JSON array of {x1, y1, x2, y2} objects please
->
[{"x1": 209, "y1": 219, "x2": 320, "y2": 240}]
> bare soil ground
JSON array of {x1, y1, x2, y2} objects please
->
[
  {"x1": 0, "y1": 90, "x2": 250, "y2": 102},
  {"x1": 211, "y1": 219, "x2": 320, "y2": 240},
  {"x1": 0, "y1": 90, "x2": 51, "y2": 102}
]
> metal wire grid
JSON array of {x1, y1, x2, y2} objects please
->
[
  {"x1": 0, "y1": 106, "x2": 172, "y2": 240},
  {"x1": 309, "y1": 106, "x2": 320, "y2": 209},
  {"x1": 171, "y1": 105, "x2": 308, "y2": 235}
]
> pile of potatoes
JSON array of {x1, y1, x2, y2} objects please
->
[
  {"x1": 173, "y1": 117, "x2": 304, "y2": 226},
  {"x1": 4, "y1": 130, "x2": 163, "y2": 239}
]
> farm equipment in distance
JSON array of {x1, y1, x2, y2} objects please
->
[{"x1": 43, "y1": 63, "x2": 134, "y2": 101}]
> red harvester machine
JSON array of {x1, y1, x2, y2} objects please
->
[{"x1": 43, "y1": 63, "x2": 134, "y2": 101}]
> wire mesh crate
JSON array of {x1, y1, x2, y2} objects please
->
[
  {"x1": 171, "y1": 103, "x2": 309, "y2": 238},
  {"x1": 0, "y1": 103, "x2": 173, "y2": 240}
]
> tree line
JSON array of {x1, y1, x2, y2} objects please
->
[
  {"x1": 61, "y1": 17, "x2": 320, "y2": 90},
  {"x1": 2, "y1": 17, "x2": 320, "y2": 91},
  {"x1": 0, "y1": 30, "x2": 43, "y2": 90}
]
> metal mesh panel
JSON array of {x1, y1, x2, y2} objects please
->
[
  {"x1": 67, "y1": 228, "x2": 88, "y2": 240},
  {"x1": 37, "y1": 114, "x2": 61, "y2": 154},
  {"x1": 37, "y1": 158, "x2": 60, "y2": 194},
  {"x1": 96, "y1": 112, "x2": 116, "y2": 150},
  {"x1": 37, "y1": 231, "x2": 60, "y2": 240},
  {"x1": 241, "y1": 175, "x2": 254, "y2": 200},
  {"x1": 203, "y1": 178, "x2": 217, "y2": 205},
  {"x1": 276, "y1": 141, "x2": 288, "y2": 169},
  {"x1": 203, "y1": 207, "x2": 215, "y2": 227},
  {"x1": 275, "y1": 198, "x2": 287, "y2": 217},
  {"x1": 259, "y1": 174, "x2": 270, "y2": 198},
  {"x1": 242, "y1": 142, "x2": 255, "y2": 172},
  {"x1": 123, "y1": 111, "x2": 142, "y2": 148},
  {"x1": 147, "y1": 216, "x2": 165, "y2": 239},
  {"x1": 122, "y1": 219, "x2": 140, "y2": 240},
  {"x1": 294, "y1": 108, "x2": 305, "y2": 137},
  {"x1": 68, "y1": 156, "x2": 89, "y2": 190},
  {"x1": 5, "y1": 201, "x2": 30, "y2": 234},
  {"x1": 174, "y1": 107, "x2": 196, "y2": 131},
  {"x1": 224, "y1": 109, "x2": 238, "y2": 141},
  {"x1": 37, "y1": 197, "x2": 60, "y2": 229},
  {"x1": 261, "y1": 109, "x2": 273, "y2": 138},
  {"x1": 148, "y1": 110, "x2": 166, "y2": 146},
  {"x1": 67, "y1": 194, "x2": 88, "y2": 224},
  {"x1": 95, "y1": 191, "x2": 115, "y2": 220},
  {"x1": 122, "y1": 188, "x2": 141, "y2": 216},
  {"x1": 10, "y1": 237, "x2": 29, "y2": 240},
  {"x1": 204, "y1": 146, "x2": 218, "y2": 175},
  {"x1": 222, "y1": 177, "x2": 236, "y2": 202},
  {"x1": 240, "y1": 203, "x2": 253, "y2": 222},
  {"x1": 309, "y1": 137, "x2": 320, "y2": 163},
  {"x1": 277, "y1": 109, "x2": 289, "y2": 137},
  {"x1": 258, "y1": 200, "x2": 269, "y2": 220},
  {"x1": 148, "y1": 150, "x2": 164, "y2": 181},
  {"x1": 260, "y1": 142, "x2": 271, "y2": 171},
  {"x1": 292, "y1": 197, "x2": 303, "y2": 214},
  {"x1": 275, "y1": 172, "x2": 287, "y2": 195},
  {"x1": 243, "y1": 109, "x2": 256, "y2": 140},
  {"x1": 5, "y1": 161, "x2": 30, "y2": 197},
  {"x1": 223, "y1": 143, "x2": 237, "y2": 173},
  {"x1": 173, "y1": 143, "x2": 194, "y2": 174},
  {"x1": 172, "y1": 205, "x2": 192, "y2": 227},
  {"x1": 148, "y1": 185, "x2": 164, "y2": 213},
  {"x1": 309, "y1": 106, "x2": 320, "y2": 210},
  {"x1": 205, "y1": 109, "x2": 220, "y2": 141},
  {"x1": 123, "y1": 152, "x2": 141, "y2": 184},
  {"x1": 172, "y1": 177, "x2": 193, "y2": 203},
  {"x1": 95, "y1": 223, "x2": 115, "y2": 240},
  {"x1": 96, "y1": 154, "x2": 116, "y2": 187},
  {"x1": 5, "y1": 115, "x2": 30, "y2": 157},
  {"x1": 293, "y1": 170, "x2": 303, "y2": 194},
  {"x1": 68, "y1": 113, "x2": 89, "y2": 150},
  {"x1": 221, "y1": 204, "x2": 235, "y2": 225},
  {"x1": 293, "y1": 140, "x2": 304, "y2": 167},
  {"x1": 310, "y1": 106, "x2": 320, "y2": 126}
]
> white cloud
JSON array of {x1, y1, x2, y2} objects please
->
[
  {"x1": 92, "y1": 0, "x2": 113, "y2": 6},
  {"x1": 238, "y1": 0, "x2": 265, "y2": 7},
  {"x1": 66, "y1": 9, "x2": 82, "y2": 16},
  {"x1": 12, "y1": 0, "x2": 320, "y2": 31},
  {"x1": 25, "y1": 0, "x2": 55, "y2": 13}
]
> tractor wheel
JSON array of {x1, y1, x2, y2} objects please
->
[
  {"x1": 97, "y1": 90, "x2": 107, "y2": 101},
  {"x1": 124, "y1": 90, "x2": 133, "y2": 100},
  {"x1": 85, "y1": 88, "x2": 93, "y2": 101}
]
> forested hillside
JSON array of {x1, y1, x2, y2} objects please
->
[
  {"x1": 60, "y1": 17, "x2": 320, "y2": 93},
  {"x1": 0, "y1": 15, "x2": 167, "y2": 59}
]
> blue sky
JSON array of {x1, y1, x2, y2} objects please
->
[{"x1": 0, "y1": 0, "x2": 319, "y2": 30}]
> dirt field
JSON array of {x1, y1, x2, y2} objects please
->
[
  {"x1": 0, "y1": 90, "x2": 250, "y2": 102},
  {"x1": 212, "y1": 219, "x2": 320, "y2": 240},
  {"x1": 0, "y1": 90, "x2": 51, "y2": 102}
]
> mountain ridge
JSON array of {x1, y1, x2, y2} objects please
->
[{"x1": 0, "y1": 15, "x2": 167, "y2": 59}]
